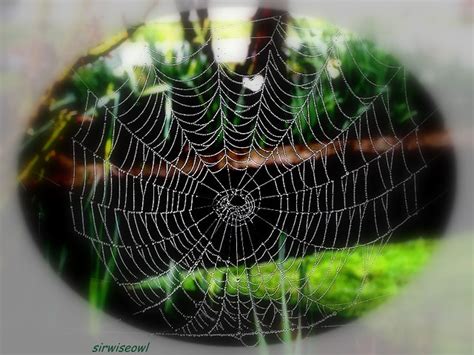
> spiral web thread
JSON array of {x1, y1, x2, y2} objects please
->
[{"x1": 68, "y1": 16, "x2": 429, "y2": 343}]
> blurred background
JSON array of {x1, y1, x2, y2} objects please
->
[{"x1": 1, "y1": 0, "x2": 473, "y2": 354}]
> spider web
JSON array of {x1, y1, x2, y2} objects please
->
[{"x1": 68, "y1": 15, "x2": 430, "y2": 343}]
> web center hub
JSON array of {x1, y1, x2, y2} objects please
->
[{"x1": 213, "y1": 189, "x2": 256, "y2": 226}]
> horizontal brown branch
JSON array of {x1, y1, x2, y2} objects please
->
[{"x1": 24, "y1": 130, "x2": 455, "y2": 188}]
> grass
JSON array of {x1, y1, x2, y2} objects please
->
[{"x1": 132, "y1": 238, "x2": 436, "y2": 319}]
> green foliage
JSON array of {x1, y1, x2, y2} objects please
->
[
  {"x1": 29, "y1": 18, "x2": 425, "y2": 150},
  {"x1": 286, "y1": 20, "x2": 419, "y2": 143},
  {"x1": 71, "y1": 60, "x2": 123, "y2": 109},
  {"x1": 133, "y1": 238, "x2": 436, "y2": 319}
]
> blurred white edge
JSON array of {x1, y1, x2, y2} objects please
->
[{"x1": 0, "y1": 1, "x2": 472, "y2": 354}]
